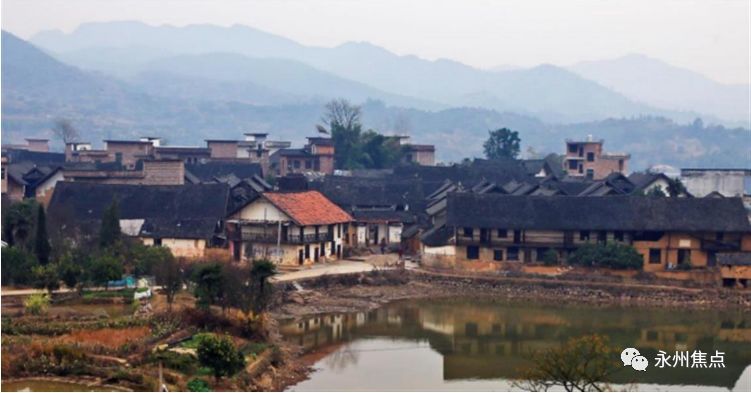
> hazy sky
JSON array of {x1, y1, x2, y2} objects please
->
[{"x1": 2, "y1": 0, "x2": 749, "y2": 84}]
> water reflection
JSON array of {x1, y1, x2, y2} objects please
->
[{"x1": 281, "y1": 299, "x2": 751, "y2": 391}]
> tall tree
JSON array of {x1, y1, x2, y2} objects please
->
[
  {"x1": 51, "y1": 118, "x2": 79, "y2": 144},
  {"x1": 192, "y1": 263, "x2": 224, "y2": 311},
  {"x1": 33, "y1": 205, "x2": 51, "y2": 265},
  {"x1": 321, "y1": 99, "x2": 362, "y2": 130},
  {"x1": 99, "y1": 199, "x2": 121, "y2": 249},
  {"x1": 2, "y1": 200, "x2": 37, "y2": 249},
  {"x1": 155, "y1": 253, "x2": 182, "y2": 311},
  {"x1": 483, "y1": 128, "x2": 521, "y2": 159}
]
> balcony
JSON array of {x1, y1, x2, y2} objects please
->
[{"x1": 242, "y1": 231, "x2": 333, "y2": 244}]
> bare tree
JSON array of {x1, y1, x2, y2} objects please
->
[
  {"x1": 320, "y1": 99, "x2": 362, "y2": 130},
  {"x1": 512, "y1": 335, "x2": 619, "y2": 392},
  {"x1": 51, "y1": 118, "x2": 79, "y2": 144}
]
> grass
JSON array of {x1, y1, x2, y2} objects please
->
[
  {"x1": 241, "y1": 342, "x2": 268, "y2": 356},
  {"x1": 179, "y1": 333, "x2": 213, "y2": 349},
  {"x1": 82, "y1": 288, "x2": 136, "y2": 300}
]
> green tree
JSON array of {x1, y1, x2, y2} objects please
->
[
  {"x1": 196, "y1": 334, "x2": 246, "y2": 380},
  {"x1": 666, "y1": 178, "x2": 688, "y2": 197},
  {"x1": 249, "y1": 259, "x2": 277, "y2": 316},
  {"x1": 57, "y1": 254, "x2": 83, "y2": 290},
  {"x1": 2, "y1": 200, "x2": 37, "y2": 249},
  {"x1": 1, "y1": 247, "x2": 38, "y2": 286},
  {"x1": 131, "y1": 243, "x2": 174, "y2": 276},
  {"x1": 568, "y1": 243, "x2": 642, "y2": 270},
  {"x1": 33, "y1": 205, "x2": 51, "y2": 265},
  {"x1": 32, "y1": 264, "x2": 60, "y2": 294},
  {"x1": 99, "y1": 199, "x2": 121, "y2": 249},
  {"x1": 483, "y1": 128, "x2": 521, "y2": 159},
  {"x1": 513, "y1": 335, "x2": 619, "y2": 392},
  {"x1": 89, "y1": 253, "x2": 124, "y2": 288},
  {"x1": 192, "y1": 263, "x2": 224, "y2": 311}
]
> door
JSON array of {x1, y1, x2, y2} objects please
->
[
  {"x1": 314, "y1": 247, "x2": 319, "y2": 262},
  {"x1": 298, "y1": 250, "x2": 304, "y2": 265}
]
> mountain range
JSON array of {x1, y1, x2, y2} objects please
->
[{"x1": 2, "y1": 22, "x2": 750, "y2": 169}]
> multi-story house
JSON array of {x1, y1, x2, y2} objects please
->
[
  {"x1": 226, "y1": 190, "x2": 352, "y2": 266},
  {"x1": 422, "y1": 194, "x2": 751, "y2": 277},
  {"x1": 270, "y1": 137, "x2": 335, "y2": 176},
  {"x1": 563, "y1": 136, "x2": 629, "y2": 179}
]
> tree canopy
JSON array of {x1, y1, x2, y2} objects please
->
[{"x1": 483, "y1": 128, "x2": 521, "y2": 159}]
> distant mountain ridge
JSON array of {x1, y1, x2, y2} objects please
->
[
  {"x1": 569, "y1": 54, "x2": 750, "y2": 125},
  {"x1": 28, "y1": 20, "x2": 726, "y2": 124},
  {"x1": 3, "y1": 29, "x2": 748, "y2": 170}
]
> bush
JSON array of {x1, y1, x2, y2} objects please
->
[
  {"x1": 196, "y1": 333, "x2": 246, "y2": 379},
  {"x1": 542, "y1": 249, "x2": 559, "y2": 266},
  {"x1": 568, "y1": 243, "x2": 643, "y2": 270},
  {"x1": 24, "y1": 293, "x2": 50, "y2": 315},
  {"x1": 1, "y1": 247, "x2": 38, "y2": 286},
  {"x1": 187, "y1": 378, "x2": 211, "y2": 392}
]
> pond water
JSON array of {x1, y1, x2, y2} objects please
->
[
  {"x1": 281, "y1": 298, "x2": 751, "y2": 391},
  {"x1": 1, "y1": 379, "x2": 122, "y2": 392}
]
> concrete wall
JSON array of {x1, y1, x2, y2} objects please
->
[
  {"x1": 141, "y1": 237, "x2": 206, "y2": 259},
  {"x1": 208, "y1": 141, "x2": 239, "y2": 158},
  {"x1": 681, "y1": 169, "x2": 749, "y2": 197},
  {"x1": 142, "y1": 160, "x2": 185, "y2": 185}
]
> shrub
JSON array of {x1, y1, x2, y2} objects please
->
[
  {"x1": 542, "y1": 249, "x2": 559, "y2": 266},
  {"x1": 196, "y1": 334, "x2": 246, "y2": 379},
  {"x1": 24, "y1": 293, "x2": 50, "y2": 315},
  {"x1": 1, "y1": 247, "x2": 38, "y2": 286},
  {"x1": 187, "y1": 378, "x2": 211, "y2": 392},
  {"x1": 568, "y1": 243, "x2": 643, "y2": 270}
]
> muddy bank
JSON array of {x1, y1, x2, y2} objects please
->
[{"x1": 272, "y1": 268, "x2": 751, "y2": 319}]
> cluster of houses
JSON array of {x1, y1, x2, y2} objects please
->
[{"x1": 2, "y1": 134, "x2": 750, "y2": 288}]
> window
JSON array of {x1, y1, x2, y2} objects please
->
[
  {"x1": 154, "y1": 238, "x2": 162, "y2": 246},
  {"x1": 586, "y1": 169, "x2": 594, "y2": 178},
  {"x1": 513, "y1": 230, "x2": 521, "y2": 243},
  {"x1": 536, "y1": 248, "x2": 548, "y2": 262},
  {"x1": 649, "y1": 249, "x2": 661, "y2": 264},
  {"x1": 497, "y1": 229, "x2": 508, "y2": 238},
  {"x1": 507, "y1": 247, "x2": 519, "y2": 261},
  {"x1": 568, "y1": 144, "x2": 578, "y2": 153},
  {"x1": 305, "y1": 160, "x2": 312, "y2": 169},
  {"x1": 677, "y1": 249, "x2": 692, "y2": 264},
  {"x1": 597, "y1": 231, "x2": 607, "y2": 244},
  {"x1": 716, "y1": 232, "x2": 724, "y2": 242},
  {"x1": 586, "y1": 152, "x2": 595, "y2": 162},
  {"x1": 580, "y1": 231, "x2": 590, "y2": 241},
  {"x1": 493, "y1": 249, "x2": 503, "y2": 261},
  {"x1": 293, "y1": 160, "x2": 301, "y2": 169},
  {"x1": 463, "y1": 227, "x2": 473, "y2": 237},
  {"x1": 466, "y1": 246, "x2": 480, "y2": 260},
  {"x1": 614, "y1": 231, "x2": 624, "y2": 242},
  {"x1": 465, "y1": 323, "x2": 478, "y2": 337},
  {"x1": 568, "y1": 160, "x2": 578, "y2": 170}
]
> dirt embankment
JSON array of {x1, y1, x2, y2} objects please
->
[{"x1": 271, "y1": 269, "x2": 751, "y2": 319}]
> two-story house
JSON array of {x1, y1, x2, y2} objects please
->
[
  {"x1": 422, "y1": 194, "x2": 751, "y2": 274},
  {"x1": 226, "y1": 191, "x2": 352, "y2": 266}
]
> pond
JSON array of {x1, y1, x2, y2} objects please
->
[
  {"x1": 1, "y1": 379, "x2": 125, "y2": 392},
  {"x1": 280, "y1": 298, "x2": 751, "y2": 391}
]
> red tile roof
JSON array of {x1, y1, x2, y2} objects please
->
[{"x1": 263, "y1": 191, "x2": 353, "y2": 226}]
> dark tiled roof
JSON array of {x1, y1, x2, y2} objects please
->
[
  {"x1": 420, "y1": 225, "x2": 453, "y2": 247},
  {"x1": 311, "y1": 176, "x2": 426, "y2": 209},
  {"x1": 48, "y1": 182, "x2": 229, "y2": 239},
  {"x1": 717, "y1": 252, "x2": 751, "y2": 266},
  {"x1": 446, "y1": 194, "x2": 751, "y2": 232},
  {"x1": 351, "y1": 209, "x2": 415, "y2": 224},
  {"x1": 263, "y1": 191, "x2": 353, "y2": 226},
  {"x1": 393, "y1": 158, "x2": 530, "y2": 194},
  {"x1": 4, "y1": 149, "x2": 65, "y2": 165},
  {"x1": 185, "y1": 162, "x2": 263, "y2": 183}
]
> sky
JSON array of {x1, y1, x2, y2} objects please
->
[{"x1": 2, "y1": 0, "x2": 749, "y2": 85}]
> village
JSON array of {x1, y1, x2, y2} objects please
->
[{"x1": 2, "y1": 109, "x2": 750, "y2": 390}]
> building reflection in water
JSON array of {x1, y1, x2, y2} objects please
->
[{"x1": 280, "y1": 299, "x2": 751, "y2": 389}]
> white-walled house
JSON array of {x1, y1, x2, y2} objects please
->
[{"x1": 226, "y1": 191, "x2": 353, "y2": 266}]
